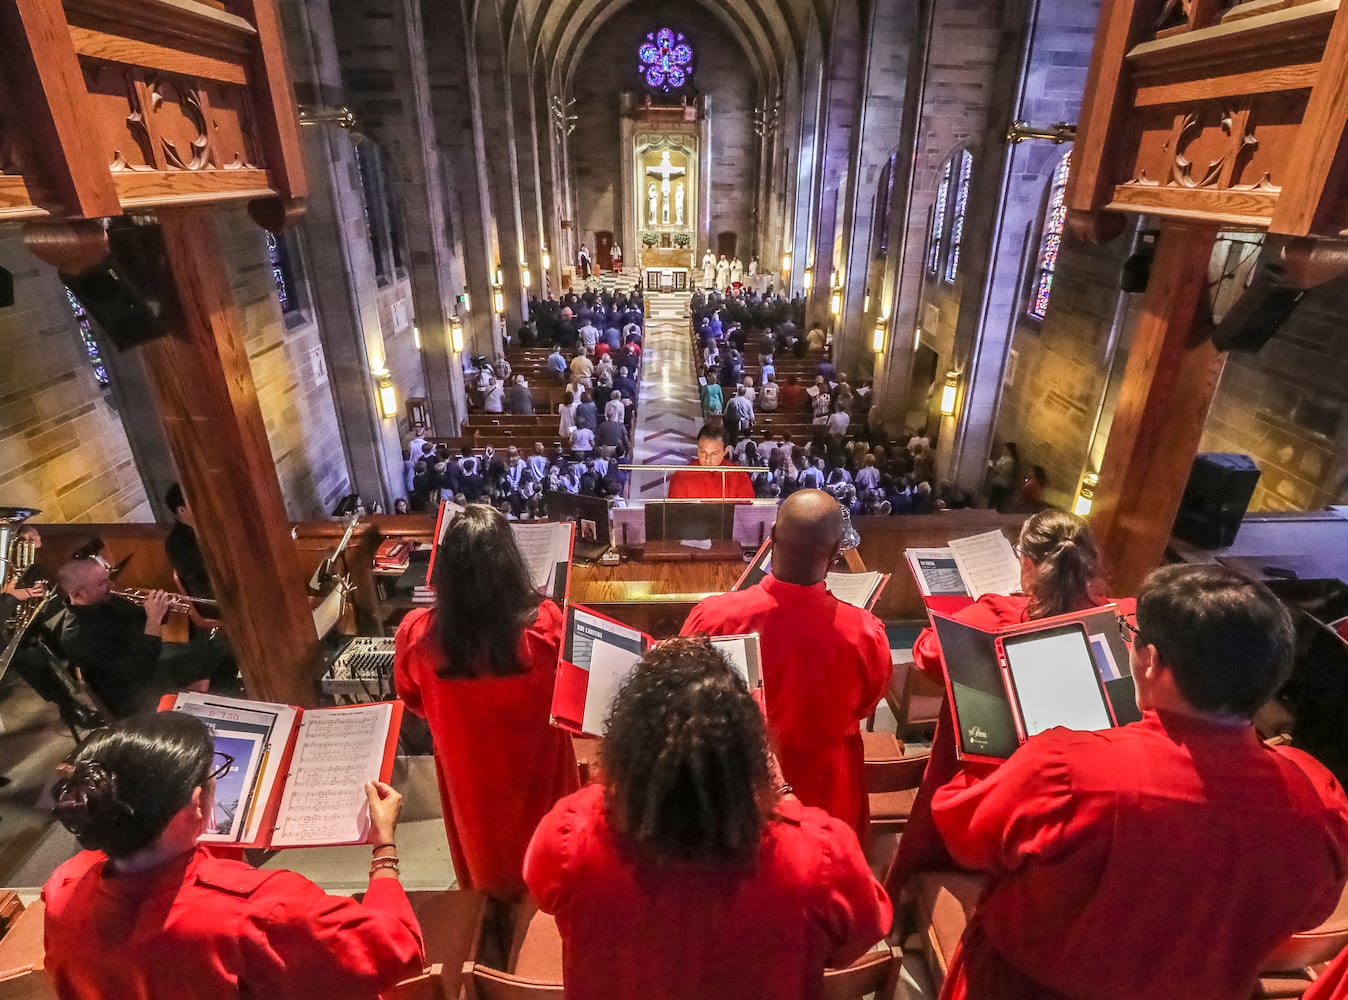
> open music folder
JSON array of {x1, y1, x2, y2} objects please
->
[
  {"x1": 159, "y1": 692, "x2": 403, "y2": 849},
  {"x1": 550, "y1": 603, "x2": 763, "y2": 736},
  {"x1": 734, "y1": 538, "x2": 890, "y2": 610},
  {"x1": 426, "y1": 500, "x2": 574, "y2": 605},
  {"x1": 928, "y1": 604, "x2": 1141, "y2": 764}
]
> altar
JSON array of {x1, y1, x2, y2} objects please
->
[{"x1": 619, "y1": 96, "x2": 709, "y2": 275}]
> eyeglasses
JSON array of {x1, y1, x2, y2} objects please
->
[
  {"x1": 207, "y1": 751, "x2": 234, "y2": 782},
  {"x1": 1117, "y1": 614, "x2": 1143, "y2": 646}
]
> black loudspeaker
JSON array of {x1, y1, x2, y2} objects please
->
[
  {"x1": 0, "y1": 267, "x2": 13, "y2": 308},
  {"x1": 1212, "y1": 277, "x2": 1306, "y2": 352},
  {"x1": 1172, "y1": 453, "x2": 1261, "y2": 549},
  {"x1": 59, "y1": 221, "x2": 176, "y2": 350},
  {"x1": 1120, "y1": 230, "x2": 1158, "y2": 293}
]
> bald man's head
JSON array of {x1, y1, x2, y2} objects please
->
[
  {"x1": 58, "y1": 558, "x2": 112, "y2": 605},
  {"x1": 770, "y1": 489, "x2": 844, "y2": 585}
]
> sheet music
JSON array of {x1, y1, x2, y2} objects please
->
[
  {"x1": 947, "y1": 531, "x2": 1021, "y2": 598},
  {"x1": 511, "y1": 522, "x2": 566, "y2": 593},
  {"x1": 709, "y1": 634, "x2": 763, "y2": 691},
  {"x1": 435, "y1": 500, "x2": 466, "y2": 545},
  {"x1": 825, "y1": 571, "x2": 884, "y2": 609},
  {"x1": 272, "y1": 703, "x2": 393, "y2": 847},
  {"x1": 905, "y1": 548, "x2": 968, "y2": 597}
]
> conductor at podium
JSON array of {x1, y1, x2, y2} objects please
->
[{"x1": 667, "y1": 423, "x2": 755, "y2": 500}]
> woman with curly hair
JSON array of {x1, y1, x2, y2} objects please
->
[{"x1": 525, "y1": 637, "x2": 890, "y2": 999}]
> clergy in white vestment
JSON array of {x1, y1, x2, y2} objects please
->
[
  {"x1": 715, "y1": 255, "x2": 730, "y2": 291},
  {"x1": 729, "y1": 257, "x2": 744, "y2": 286},
  {"x1": 701, "y1": 250, "x2": 716, "y2": 288}
]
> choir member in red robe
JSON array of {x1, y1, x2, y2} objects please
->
[
  {"x1": 932, "y1": 565, "x2": 1348, "y2": 1000},
  {"x1": 1304, "y1": 943, "x2": 1348, "y2": 1000},
  {"x1": 43, "y1": 713, "x2": 423, "y2": 999},
  {"x1": 681, "y1": 489, "x2": 890, "y2": 836},
  {"x1": 395, "y1": 504, "x2": 579, "y2": 899},
  {"x1": 524, "y1": 637, "x2": 890, "y2": 1000},
  {"x1": 886, "y1": 509, "x2": 1134, "y2": 894},
  {"x1": 667, "y1": 422, "x2": 755, "y2": 500}
]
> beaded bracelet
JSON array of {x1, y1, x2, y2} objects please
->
[{"x1": 369, "y1": 857, "x2": 401, "y2": 875}]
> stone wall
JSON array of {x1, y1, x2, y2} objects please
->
[
  {"x1": 218, "y1": 208, "x2": 352, "y2": 518},
  {"x1": 0, "y1": 228, "x2": 152, "y2": 523},
  {"x1": 1200, "y1": 272, "x2": 1348, "y2": 511},
  {"x1": 572, "y1": 2, "x2": 757, "y2": 255}
]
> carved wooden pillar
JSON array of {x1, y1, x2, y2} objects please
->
[
  {"x1": 1089, "y1": 222, "x2": 1224, "y2": 595},
  {"x1": 137, "y1": 207, "x2": 322, "y2": 706}
]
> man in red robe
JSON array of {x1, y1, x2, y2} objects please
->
[
  {"x1": 667, "y1": 422, "x2": 755, "y2": 500},
  {"x1": 932, "y1": 564, "x2": 1348, "y2": 1000},
  {"x1": 681, "y1": 489, "x2": 891, "y2": 836}
]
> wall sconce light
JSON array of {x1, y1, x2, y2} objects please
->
[
  {"x1": 802, "y1": 267, "x2": 814, "y2": 291},
  {"x1": 375, "y1": 370, "x2": 397, "y2": 419},
  {"x1": 830, "y1": 290, "x2": 842, "y2": 316},
  {"x1": 872, "y1": 322, "x2": 886, "y2": 354},
  {"x1": 541, "y1": 247, "x2": 551, "y2": 271},
  {"x1": 781, "y1": 251, "x2": 792, "y2": 272},
  {"x1": 412, "y1": 325, "x2": 421, "y2": 350},
  {"x1": 522, "y1": 265, "x2": 532, "y2": 289},
  {"x1": 829, "y1": 268, "x2": 839, "y2": 289},
  {"x1": 493, "y1": 289, "x2": 506, "y2": 314},
  {"x1": 450, "y1": 316, "x2": 464, "y2": 353},
  {"x1": 494, "y1": 263, "x2": 504, "y2": 287},
  {"x1": 940, "y1": 369, "x2": 960, "y2": 417},
  {"x1": 863, "y1": 287, "x2": 871, "y2": 313},
  {"x1": 1074, "y1": 473, "x2": 1099, "y2": 517}
]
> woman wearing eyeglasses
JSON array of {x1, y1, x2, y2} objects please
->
[
  {"x1": 42, "y1": 713, "x2": 424, "y2": 1000},
  {"x1": 884, "y1": 508, "x2": 1136, "y2": 897}
]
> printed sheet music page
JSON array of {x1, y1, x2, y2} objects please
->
[
  {"x1": 947, "y1": 530, "x2": 1021, "y2": 598},
  {"x1": 272, "y1": 703, "x2": 393, "y2": 847}
]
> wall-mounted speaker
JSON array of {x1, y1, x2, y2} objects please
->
[
  {"x1": 58, "y1": 220, "x2": 177, "y2": 350},
  {"x1": 0, "y1": 266, "x2": 12, "y2": 308},
  {"x1": 1120, "y1": 230, "x2": 1158, "y2": 294},
  {"x1": 1212, "y1": 277, "x2": 1306, "y2": 353},
  {"x1": 1172, "y1": 453, "x2": 1261, "y2": 549}
]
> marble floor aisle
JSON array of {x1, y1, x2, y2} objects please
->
[{"x1": 628, "y1": 292, "x2": 704, "y2": 499}]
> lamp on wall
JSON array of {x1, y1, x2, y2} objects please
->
[
  {"x1": 375, "y1": 369, "x2": 397, "y2": 418},
  {"x1": 940, "y1": 369, "x2": 960, "y2": 417},
  {"x1": 522, "y1": 265, "x2": 532, "y2": 289},
  {"x1": 872, "y1": 320, "x2": 886, "y2": 354},
  {"x1": 829, "y1": 268, "x2": 839, "y2": 289},
  {"x1": 494, "y1": 262, "x2": 504, "y2": 287},
  {"x1": 863, "y1": 287, "x2": 871, "y2": 312},
  {"x1": 802, "y1": 267, "x2": 814, "y2": 291},
  {"x1": 830, "y1": 290, "x2": 842, "y2": 316},
  {"x1": 781, "y1": 251, "x2": 792, "y2": 272},
  {"x1": 450, "y1": 315, "x2": 465, "y2": 353},
  {"x1": 1073, "y1": 472, "x2": 1099, "y2": 517},
  {"x1": 493, "y1": 289, "x2": 506, "y2": 314},
  {"x1": 541, "y1": 246, "x2": 551, "y2": 271},
  {"x1": 412, "y1": 325, "x2": 421, "y2": 350}
]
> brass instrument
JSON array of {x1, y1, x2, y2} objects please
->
[
  {"x1": 113, "y1": 588, "x2": 219, "y2": 614},
  {"x1": 2, "y1": 506, "x2": 43, "y2": 631}
]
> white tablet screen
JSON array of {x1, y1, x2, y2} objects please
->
[{"x1": 1004, "y1": 627, "x2": 1113, "y2": 737}]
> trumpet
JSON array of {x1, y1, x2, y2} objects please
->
[{"x1": 113, "y1": 588, "x2": 219, "y2": 614}]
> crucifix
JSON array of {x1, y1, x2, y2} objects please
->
[{"x1": 646, "y1": 151, "x2": 686, "y2": 225}]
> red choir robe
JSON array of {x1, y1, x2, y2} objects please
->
[
  {"x1": 43, "y1": 847, "x2": 424, "y2": 1000},
  {"x1": 1305, "y1": 944, "x2": 1348, "y2": 1000},
  {"x1": 931, "y1": 712, "x2": 1348, "y2": 1000},
  {"x1": 886, "y1": 593, "x2": 1134, "y2": 896},
  {"x1": 681, "y1": 575, "x2": 891, "y2": 836},
  {"x1": 523, "y1": 783, "x2": 891, "y2": 1000},
  {"x1": 394, "y1": 599, "x2": 580, "y2": 898},
  {"x1": 667, "y1": 460, "x2": 756, "y2": 500}
]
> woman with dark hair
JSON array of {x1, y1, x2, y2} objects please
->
[
  {"x1": 525, "y1": 637, "x2": 889, "y2": 998},
  {"x1": 42, "y1": 713, "x2": 422, "y2": 999},
  {"x1": 394, "y1": 504, "x2": 577, "y2": 899},
  {"x1": 885, "y1": 508, "x2": 1136, "y2": 896}
]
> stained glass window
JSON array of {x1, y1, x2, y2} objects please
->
[
  {"x1": 1029, "y1": 151, "x2": 1072, "y2": 320},
  {"x1": 927, "y1": 160, "x2": 952, "y2": 276},
  {"x1": 265, "y1": 230, "x2": 296, "y2": 314},
  {"x1": 944, "y1": 150, "x2": 973, "y2": 282},
  {"x1": 65, "y1": 289, "x2": 109, "y2": 386},
  {"x1": 638, "y1": 29, "x2": 694, "y2": 92}
]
